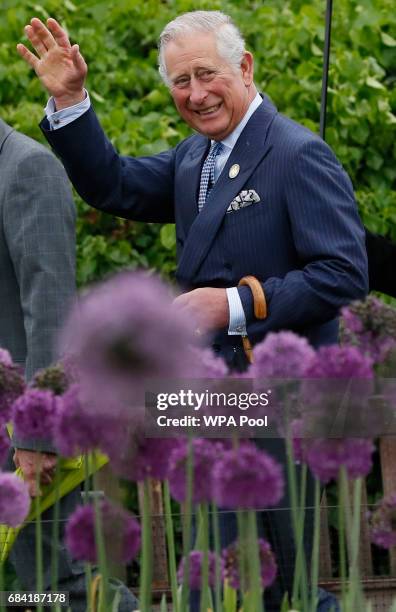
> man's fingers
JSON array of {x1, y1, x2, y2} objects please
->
[
  {"x1": 16, "y1": 43, "x2": 40, "y2": 71},
  {"x1": 47, "y1": 18, "x2": 71, "y2": 49},
  {"x1": 71, "y1": 45, "x2": 87, "y2": 73},
  {"x1": 30, "y1": 17, "x2": 57, "y2": 50}
]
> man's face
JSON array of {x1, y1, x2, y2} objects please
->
[{"x1": 164, "y1": 32, "x2": 255, "y2": 141}]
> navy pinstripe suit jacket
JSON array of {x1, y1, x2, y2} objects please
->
[{"x1": 42, "y1": 95, "x2": 368, "y2": 350}]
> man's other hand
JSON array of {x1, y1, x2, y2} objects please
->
[
  {"x1": 173, "y1": 287, "x2": 229, "y2": 334},
  {"x1": 13, "y1": 449, "x2": 57, "y2": 497},
  {"x1": 17, "y1": 18, "x2": 87, "y2": 110}
]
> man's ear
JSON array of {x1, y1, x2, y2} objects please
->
[{"x1": 241, "y1": 51, "x2": 254, "y2": 86}]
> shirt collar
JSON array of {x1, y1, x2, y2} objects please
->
[{"x1": 217, "y1": 92, "x2": 263, "y2": 151}]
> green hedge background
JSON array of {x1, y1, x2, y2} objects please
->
[{"x1": 1, "y1": 0, "x2": 395, "y2": 286}]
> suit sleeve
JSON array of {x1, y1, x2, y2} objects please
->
[
  {"x1": 238, "y1": 138, "x2": 368, "y2": 342},
  {"x1": 3, "y1": 149, "x2": 76, "y2": 452},
  {"x1": 40, "y1": 107, "x2": 176, "y2": 223}
]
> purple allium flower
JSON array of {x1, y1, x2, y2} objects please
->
[
  {"x1": 65, "y1": 500, "x2": 141, "y2": 564},
  {"x1": 0, "y1": 427, "x2": 11, "y2": 465},
  {"x1": 54, "y1": 385, "x2": 133, "y2": 459},
  {"x1": 0, "y1": 356, "x2": 25, "y2": 423},
  {"x1": 212, "y1": 442, "x2": 284, "y2": 509},
  {"x1": 370, "y1": 493, "x2": 396, "y2": 549},
  {"x1": 341, "y1": 296, "x2": 396, "y2": 365},
  {"x1": 168, "y1": 439, "x2": 222, "y2": 504},
  {"x1": 250, "y1": 332, "x2": 315, "y2": 378},
  {"x1": 0, "y1": 473, "x2": 30, "y2": 527},
  {"x1": 31, "y1": 363, "x2": 70, "y2": 396},
  {"x1": 304, "y1": 438, "x2": 374, "y2": 484},
  {"x1": 192, "y1": 347, "x2": 229, "y2": 378},
  {"x1": 59, "y1": 271, "x2": 199, "y2": 419},
  {"x1": 177, "y1": 550, "x2": 222, "y2": 590},
  {"x1": 118, "y1": 437, "x2": 183, "y2": 482},
  {"x1": 0, "y1": 349, "x2": 13, "y2": 367},
  {"x1": 304, "y1": 345, "x2": 373, "y2": 379},
  {"x1": 12, "y1": 388, "x2": 59, "y2": 440},
  {"x1": 222, "y1": 538, "x2": 277, "y2": 590}
]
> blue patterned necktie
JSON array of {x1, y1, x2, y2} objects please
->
[{"x1": 198, "y1": 141, "x2": 223, "y2": 212}]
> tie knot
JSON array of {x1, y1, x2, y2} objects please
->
[{"x1": 210, "y1": 141, "x2": 223, "y2": 158}]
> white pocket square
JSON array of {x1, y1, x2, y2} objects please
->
[{"x1": 226, "y1": 189, "x2": 261, "y2": 213}]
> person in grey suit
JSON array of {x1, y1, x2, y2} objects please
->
[{"x1": 0, "y1": 117, "x2": 87, "y2": 605}]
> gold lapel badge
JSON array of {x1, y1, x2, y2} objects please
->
[{"x1": 229, "y1": 164, "x2": 240, "y2": 179}]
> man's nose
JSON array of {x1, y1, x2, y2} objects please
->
[{"x1": 189, "y1": 78, "x2": 208, "y2": 105}]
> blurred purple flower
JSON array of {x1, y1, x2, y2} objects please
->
[
  {"x1": 59, "y1": 271, "x2": 199, "y2": 419},
  {"x1": 0, "y1": 349, "x2": 13, "y2": 367},
  {"x1": 341, "y1": 296, "x2": 396, "y2": 365},
  {"x1": 0, "y1": 354, "x2": 25, "y2": 424},
  {"x1": 370, "y1": 493, "x2": 396, "y2": 549},
  {"x1": 0, "y1": 473, "x2": 30, "y2": 527},
  {"x1": 31, "y1": 363, "x2": 71, "y2": 396},
  {"x1": 304, "y1": 345, "x2": 373, "y2": 379},
  {"x1": 54, "y1": 385, "x2": 133, "y2": 460},
  {"x1": 0, "y1": 427, "x2": 11, "y2": 465},
  {"x1": 212, "y1": 442, "x2": 284, "y2": 509},
  {"x1": 250, "y1": 332, "x2": 315, "y2": 378},
  {"x1": 168, "y1": 439, "x2": 222, "y2": 504},
  {"x1": 177, "y1": 550, "x2": 221, "y2": 590},
  {"x1": 305, "y1": 438, "x2": 374, "y2": 483},
  {"x1": 119, "y1": 436, "x2": 183, "y2": 482},
  {"x1": 222, "y1": 538, "x2": 277, "y2": 590},
  {"x1": 12, "y1": 388, "x2": 59, "y2": 440},
  {"x1": 192, "y1": 347, "x2": 228, "y2": 378},
  {"x1": 65, "y1": 500, "x2": 140, "y2": 564}
]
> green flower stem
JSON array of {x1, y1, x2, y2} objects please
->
[
  {"x1": 211, "y1": 502, "x2": 223, "y2": 612},
  {"x1": 199, "y1": 503, "x2": 209, "y2": 612},
  {"x1": 180, "y1": 437, "x2": 193, "y2": 612},
  {"x1": 236, "y1": 510, "x2": 248, "y2": 596},
  {"x1": 348, "y1": 477, "x2": 364, "y2": 610},
  {"x1": 0, "y1": 559, "x2": 5, "y2": 612},
  {"x1": 140, "y1": 478, "x2": 153, "y2": 612},
  {"x1": 286, "y1": 437, "x2": 308, "y2": 610},
  {"x1": 35, "y1": 467, "x2": 44, "y2": 612},
  {"x1": 83, "y1": 454, "x2": 93, "y2": 611},
  {"x1": 50, "y1": 457, "x2": 61, "y2": 593},
  {"x1": 292, "y1": 463, "x2": 307, "y2": 601},
  {"x1": 163, "y1": 481, "x2": 179, "y2": 612},
  {"x1": 309, "y1": 478, "x2": 321, "y2": 612},
  {"x1": 337, "y1": 470, "x2": 347, "y2": 606},
  {"x1": 92, "y1": 472, "x2": 109, "y2": 612},
  {"x1": 247, "y1": 510, "x2": 264, "y2": 612}
]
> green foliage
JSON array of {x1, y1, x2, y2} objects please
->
[{"x1": 0, "y1": 0, "x2": 395, "y2": 284}]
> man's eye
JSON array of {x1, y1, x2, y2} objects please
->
[
  {"x1": 174, "y1": 77, "x2": 190, "y2": 88},
  {"x1": 199, "y1": 70, "x2": 215, "y2": 80}
]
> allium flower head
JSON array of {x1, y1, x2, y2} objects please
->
[
  {"x1": 116, "y1": 436, "x2": 183, "y2": 482},
  {"x1": 60, "y1": 271, "x2": 199, "y2": 417},
  {"x1": 12, "y1": 388, "x2": 59, "y2": 440},
  {"x1": 305, "y1": 438, "x2": 374, "y2": 483},
  {"x1": 212, "y1": 442, "x2": 284, "y2": 509},
  {"x1": 54, "y1": 384, "x2": 132, "y2": 459},
  {"x1": 192, "y1": 347, "x2": 228, "y2": 378},
  {"x1": 168, "y1": 439, "x2": 222, "y2": 504},
  {"x1": 370, "y1": 493, "x2": 396, "y2": 549},
  {"x1": 0, "y1": 355, "x2": 25, "y2": 423},
  {"x1": 177, "y1": 550, "x2": 221, "y2": 590},
  {"x1": 305, "y1": 345, "x2": 373, "y2": 379},
  {"x1": 0, "y1": 473, "x2": 30, "y2": 527},
  {"x1": 250, "y1": 332, "x2": 315, "y2": 378},
  {"x1": 65, "y1": 500, "x2": 141, "y2": 564},
  {"x1": 222, "y1": 538, "x2": 277, "y2": 590},
  {"x1": 0, "y1": 349, "x2": 13, "y2": 367},
  {"x1": 341, "y1": 296, "x2": 396, "y2": 364},
  {"x1": 31, "y1": 363, "x2": 70, "y2": 395}
]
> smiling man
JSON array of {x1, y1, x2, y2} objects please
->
[{"x1": 18, "y1": 10, "x2": 366, "y2": 609}]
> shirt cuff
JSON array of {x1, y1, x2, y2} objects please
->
[
  {"x1": 45, "y1": 89, "x2": 91, "y2": 130},
  {"x1": 226, "y1": 287, "x2": 247, "y2": 336}
]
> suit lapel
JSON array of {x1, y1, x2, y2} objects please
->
[
  {"x1": 178, "y1": 136, "x2": 210, "y2": 238},
  {"x1": 0, "y1": 119, "x2": 13, "y2": 152},
  {"x1": 176, "y1": 97, "x2": 277, "y2": 286}
]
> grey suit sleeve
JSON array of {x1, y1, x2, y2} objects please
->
[{"x1": 3, "y1": 149, "x2": 76, "y2": 452}]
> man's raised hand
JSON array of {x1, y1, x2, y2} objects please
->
[{"x1": 17, "y1": 18, "x2": 87, "y2": 110}]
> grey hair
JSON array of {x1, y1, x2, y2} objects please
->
[{"x1": 158, "y1": 11, "x2": 246, "y2": 86}]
